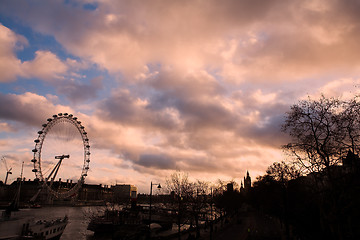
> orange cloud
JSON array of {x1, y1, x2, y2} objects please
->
[
  {"x1": 22, "y1": 51, "x2": 68, "y2": 80},
  {"x1": 0, "y1": 24, "x2": 25, "y2": 82}
]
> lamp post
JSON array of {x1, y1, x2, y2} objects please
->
[
  {"x1": 149, "y1": 181, "x2": 161, "y2": 230},
  {"x1": 210, "y1": 187, "x2": 213, "y2": 240}
]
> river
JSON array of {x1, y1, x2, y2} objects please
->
[{"x1": 1, "y1": 206, "x2": 106, "y2": 239}]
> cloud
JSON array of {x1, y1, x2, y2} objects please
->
[
  {"x1": 316, "y1": 78, "x2": 360, "y2": 100},
  {"x1": 57, "y1": 76, "x2": 103, "y2": 103},
  {"x1": 98, "y1": 87, "x2": 181, "y2": 130},
  {"x1": 0, "y1": 122, "x2": 15, "y2": 132},
  {"x1": 2, "y1": 0, "x2": 360, "y2": 191},
  {"x1": 0, "y1": 23, "x2": 96, "y2": 104},
  {"x1": 0, "y1": 24, "x2": 26, "y2": 82},
  {"x1": 0, "y1": 89, "x2": 289, "y2": 187},
  {"x1": 0, "y1": 92, "x2": 73, "y2": 126},
  {"x1": 137, "y1": 154, "x2": 176, "y2": 169},
  {"x1": 22, "y1": 50, "x2": 68, "y2": 80},
  {"x1": 90, "y1": 66, "x2": 291, "y2": 179},
  {"x1": 2, "y1": 0, "x2": 360, "y2": 82}
]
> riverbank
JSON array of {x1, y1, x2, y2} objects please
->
[{"x1": 159, "y1": 209, "x2": 283, "y2": 240}]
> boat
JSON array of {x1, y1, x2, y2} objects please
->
[
  {"x1": 87, "y1": 205, "x2": 173, "y2": 237},
  {"x1": 24, "y1": 215, "x2": 68, "y2": 240},
  {"x1": 87, "y1": 207, "x2": 145, "y2": 234},
  {"x1": 0, "y1": 163, "x2": 68, "y2": 240},
  {"x1": 29, "y1": 204, "x2": 42, "y2": 209},
  {"x1": 0, "y1": 210, "x2": 68, "y2": 240}
]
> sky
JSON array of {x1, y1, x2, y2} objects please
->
[{"x1": 1, "y1": 0, "x2": 360, "y2": 193}]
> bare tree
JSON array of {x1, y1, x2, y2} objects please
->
[
  {"x1": 338, "y1": 97, "x2": 360, "y2": 153},
  {"x1": 282, "y1": 95, "x2": 360, "y2": 240},
  {"x1": 282, "y1": 95, "x2": 360, "y2": 176},
  {"x1": 166, "y1": 172, "x2": 212, "y2": 239},
  {"x1": 265, "y1": 161, "x2": 301, "y2": 239},
  {"x1": 166, "y1": 171, "x2": 193, "y2": 240},
  {"x1": 187, "y1": 180, "x2": 210, "y2": 238},
  {"x1": 266, "y1": 161, "x2": 301, "y2": 184}
]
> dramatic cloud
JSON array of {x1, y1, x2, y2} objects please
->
[
  {"x1": 1, "y1": 0, "x2": 360, "y2": 192},
  {"x1": 0, "y1": 24, "x2": 26, "y2": 82},
  {"x1": 0, "y1": 92, "x2": 73, "y2": 127},
  {"x1": 57, "y1": 76, "x2": 103, "y2": 103},
  {"x1": 2, "y1": 0, "x2": 360, "y2": 81},
  {"x1": 22, "y1": 50, "x2": 68, "y2": 80},
  {"x1": 0, "y1": 24, "x2": 67, "y2": 82}
]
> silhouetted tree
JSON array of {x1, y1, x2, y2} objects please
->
[
  {"x1": 266, "y1": 161, "x2": 301, "y2": 184},
  {"x1": 212, "y1": 179, "x2": 242, "y2": 219},
  {"x1": 265, "y1": 161, "x2": 301, "y2": 239},
  {"x1": 166, "y1": 171, "x2": 192, "y2": 240},
  {"x1": 187, "y1": 180, "x2": 210, "y2": 238},
  {"x1": 251, "y1": 174, "x2": 282, "y2": 218},
  {"x1": 282, "y1": 95, "x2": 360, "y2": 239},
  {"x1": 282, "y1": 95, "x2": 360, "y2": 177},
  {"x1": 166, "y1": 172, "x2": 212, "y2": 239},
  {"x1": 251, "y1": 167, "x2": 324, "y2": 240}
]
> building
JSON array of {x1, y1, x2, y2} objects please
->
[
  {"x1": 240, "y1": 171, "x2": 251, "y2": 194},
  {"x1": 244, "y1": 170, "x2": 251, "y2": 190},
  {"x1": 0, "y1": 178, "x2": 137, "y2": 206},
  {"x1": 78, "y1": 183, "x2": 112, "y2": 202},
  {"x1": 342, "y1": 150, "x2": 360, "y2": 173},
  {"x1": 111, "y1": 184, "x2": 137, "y2": 203},
  {"x1": 226, "y1": 183, "x2": 234, "y2": 192}
]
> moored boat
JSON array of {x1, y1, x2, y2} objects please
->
[
  {"x1": 25, "y1": 215, "x2": 68, "y2": 240},
  {"x1": 87, "y1": 205, "x2": 173, "y2": 237},
  {"x1": 0, "y1": 209, "x2": 68, "y2": 240}
]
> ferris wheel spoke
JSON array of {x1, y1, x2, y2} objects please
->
[{"x1": 31, "y1": 113, "x2": 90, "y2": 199}]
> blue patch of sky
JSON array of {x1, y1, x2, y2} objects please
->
[
  {"x1": 63, "y1": 0, "x2": 98, "y2": 11},
  {"x1": 80, "y1": 65, "x2": 119, "y2": 98},
  {"x1": 206, "y1": 65, "x2": 224, "y2": 84},
  {"x1": 83, "y1": 2, "x2": 98, "y2": 11},
  {"x1": 0, "y1": 15, "x2": 86, "y2": 66},
  {"x1": 0, "y1": 130, "x2": 13, "y2": 142},
  {"x1": 0, "y1": 16, "x2": 114, "y2": 96},
  {"x1": 0, "y1": 13, "x2": 126, "y2": 112},
  {"x1": 64, "y1": 0, "x2": 80, "y2": 8},
  {"x1": 0, "y1": 76, "x2": 57, "y2": 97},
  {"x1": 1, "y1": 16, "x2": 57, "y2": 60}
]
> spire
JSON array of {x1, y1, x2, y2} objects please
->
[{"x1": 244, "y1": 171, "x2": 251, "y2": 190}]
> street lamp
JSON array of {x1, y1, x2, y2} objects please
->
[{"x1": 149, "y1": 181, "x2": 161, "y2": 230}]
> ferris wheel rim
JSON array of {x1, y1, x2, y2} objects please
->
[{"x1": 31, "y1": 113, "x2": 90, "y2": 199}]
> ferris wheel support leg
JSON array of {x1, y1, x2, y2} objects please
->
[
  {"x1": 47, "y1": 155, "x2": 69, "y2": 188},
  {"x1": 50, "y1": 159, "x2": 63, "y2": 187}
]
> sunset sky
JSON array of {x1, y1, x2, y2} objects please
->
[{"x1": 1, "y1": 0, "x2": 360, "y2": 193}]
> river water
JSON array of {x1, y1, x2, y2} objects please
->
[
  {"x1": 1, "y1": 206, "x2": 106, "y2": 239},
  {"x1": 2, "y1": 205, "x2": 190, "y2": 239}
]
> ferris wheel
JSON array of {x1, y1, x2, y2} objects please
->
[{"x1": 31, "y1": 113, "x2": 90, "y2": 199}]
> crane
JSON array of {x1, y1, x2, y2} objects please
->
[{"x1": 1, "y1": 156, "x2": 12, "y2": 185}]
